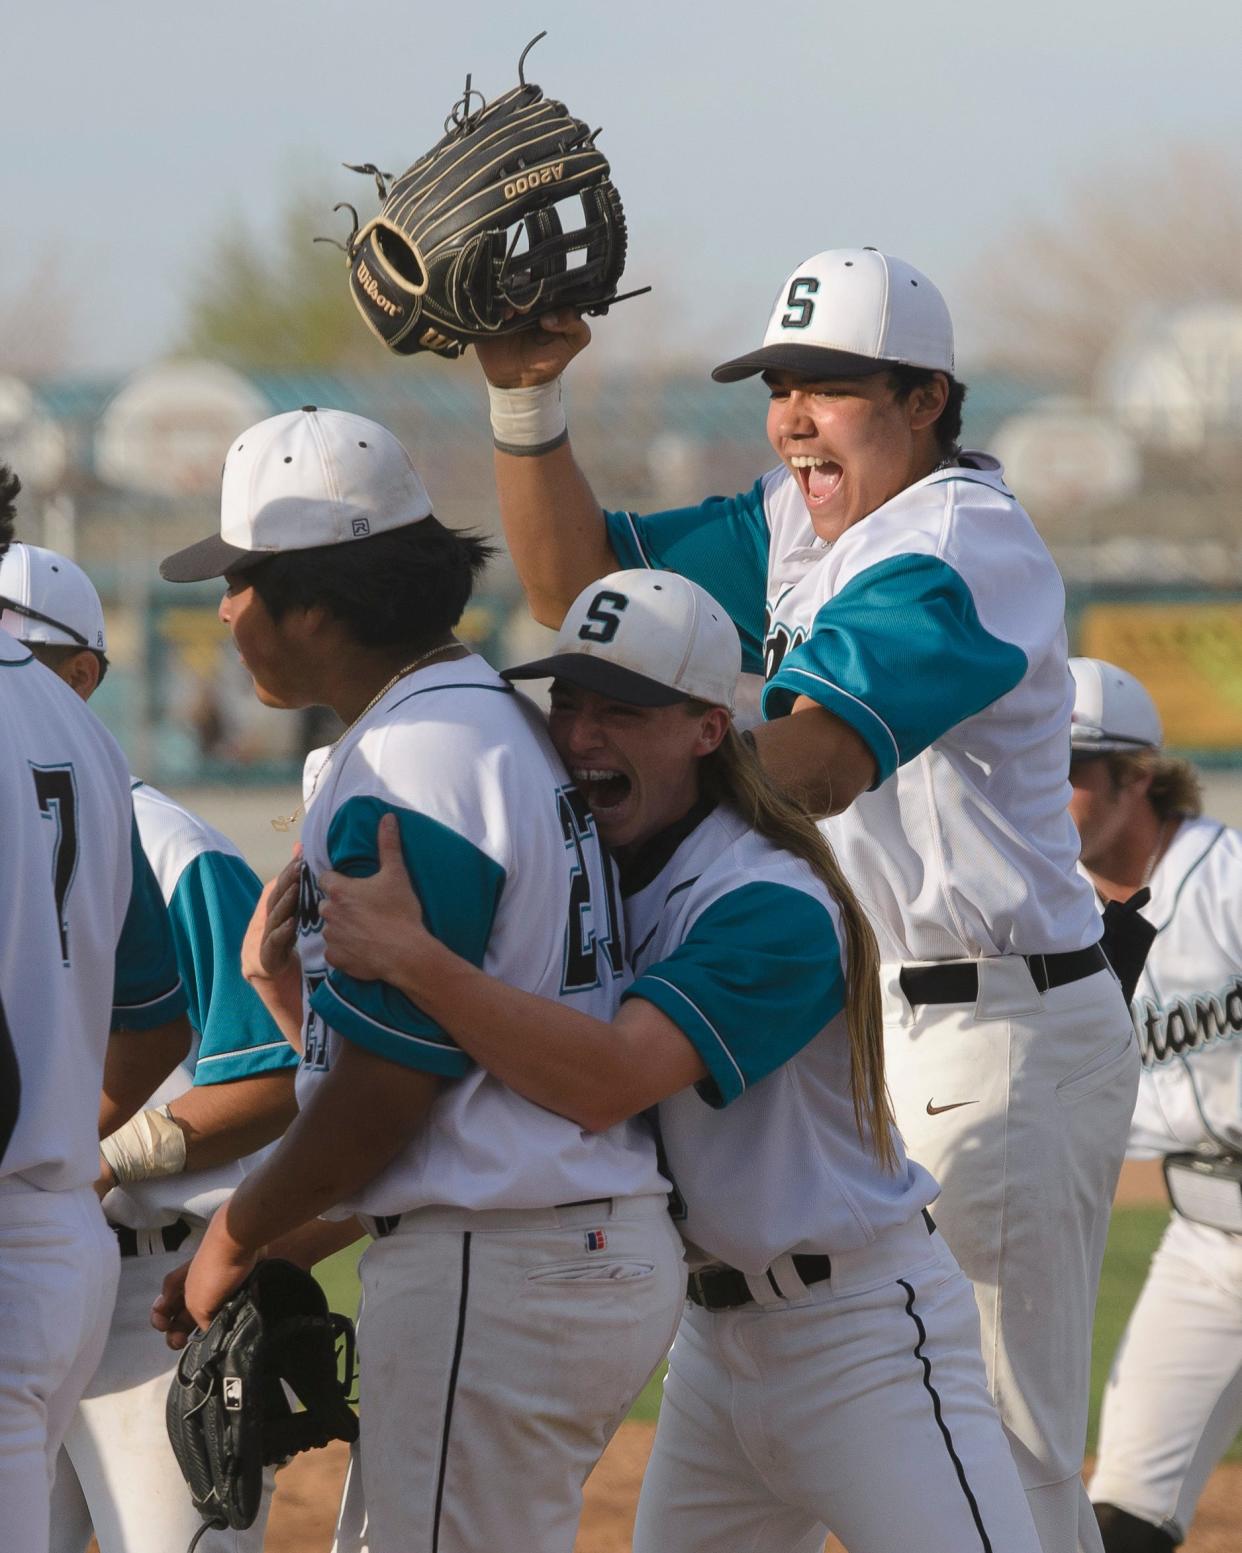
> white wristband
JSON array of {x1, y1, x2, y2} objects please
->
[
  {"x1": 487, "y1": 380, "x2": 568, "y2": 456},
  {"x1": 101, "y1": 1104, "x2": 188, "y2": 1184}
]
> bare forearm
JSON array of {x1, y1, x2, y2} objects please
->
[
  {"x1": 382, "y1": 940, "x2": 646, "y2": 1130},
  {"x1": 266, "y1": 1215, "x2": 365, "y2": 1270},
  {"x1": 494, "y1": 442, "x2": 618, "y2": 628},
  {"x1": 166, "y1": 1071, "x2": 298, "y2": 1171},
  {"x1": 751, "y1": 698, "x2": 877, "y2": 817},
  {"x1": 99, "y1": 1017, "x2": 192, "y2": 1137},
  {"x1": 220, "y1": 1046, "x2": 437, "y2": 1250},
  {"x1": 246, "y1": 966, "x2": 304, "y2": 1051}
]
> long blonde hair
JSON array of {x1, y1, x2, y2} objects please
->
[{"x1": 696, "y1": 721, "x2": 897, "y2": 1170}]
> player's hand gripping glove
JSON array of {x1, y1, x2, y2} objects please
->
[
  {"x1": 324, "y1": 32, "x2": 644, "y2": 359},
  {"x1": 166, "y1": 1259, "x2": 358, "y2": 1550}
]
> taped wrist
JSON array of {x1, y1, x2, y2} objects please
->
[
  {"x1": 487, "y1": 380, "x2": 568, "y2": 456},
  {"x1": 101, "y1": 1103, "x2": 188, "y2": 1183}
]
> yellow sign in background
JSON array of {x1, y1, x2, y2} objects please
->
[{"x1": 1080, "y1": 602, "x2": 1242, "y2": 749}]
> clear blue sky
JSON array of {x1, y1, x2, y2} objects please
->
[{"x1": 4, "y1": 0, "x2": 1240, "y2": 374}]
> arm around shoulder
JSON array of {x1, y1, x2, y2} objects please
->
[{"x1": 751, "y1": 698, "x2": 877, "y2": 817}]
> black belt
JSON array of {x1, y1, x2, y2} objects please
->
[
  {"x1": 110, "y1": 1217, "x2": 193, "y2": 1258},
  {"x1": 371, "y1": 1197, "x2": 614, "y2": 1241},
  {"x1": 688, "y1": 1211, "x2": 937, "y2": 1312},
  {"x1": 899, "y1": 944, "x2": 1108, "y2": 1007}
]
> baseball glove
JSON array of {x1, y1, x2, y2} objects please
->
[
  {"x1": 166, "y1": 1259, "x2": 358, "y2": 1550},
  {"x1": 324, "y1": 33, "x2": 644, "y2": 358}
]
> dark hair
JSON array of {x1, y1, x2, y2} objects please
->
[
  {"x1": 886, "y1": 367, "x2": 967, "y2": 458},
  {"x1": 244, "y1": 517, "x2": 496, "y2": 652},
  {"x1": 29, "y1": 642, "x2": 110, "y2": 686},
  {"x1": 0, "y1": 465, "x2": 19, "y2": 557}
]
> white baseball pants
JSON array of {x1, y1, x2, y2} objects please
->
[
  {"x1": 881, "y1": 961, "x2": 1139, "y2": 1553},
  {"x1": 0, "y1": 1182, "x2": 118, "y2": 1553},
  {"x1": 331, "y1": 1194, "x2": 686, "y2": 1553},
  {"x1": 1089, "y1": 1211, "x2": 1242, "y2": 1543},
  {"x1": 49, "y1": 1235, "x2": 275, "y2": 1553},
  {"x1": 634, "y1": 1213, "x2": 1041, "y2": 1553}
]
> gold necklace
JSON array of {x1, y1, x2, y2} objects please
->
[{"x1": 271, "y1": 640, "x2": 464, "y2": 831}]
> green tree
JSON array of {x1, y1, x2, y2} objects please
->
[{"x1": 182, "y1": 188, "x2": 389, "y2": 371}]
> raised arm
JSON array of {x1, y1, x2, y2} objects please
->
[{"x1": 476, "y1": 314, "x2": 619, "y2": 627}]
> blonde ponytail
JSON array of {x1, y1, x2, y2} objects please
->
[{"x1": 698, "y1": 724, "x2": 897, "y2": 1170}]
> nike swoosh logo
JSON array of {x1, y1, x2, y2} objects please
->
[{"x1": 926, "y1": 1100, "x2": 980, "y2": 1116}]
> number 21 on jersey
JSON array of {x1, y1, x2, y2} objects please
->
[{"x1": 557, "y1": 785, "x2": 623, "y2": 993}]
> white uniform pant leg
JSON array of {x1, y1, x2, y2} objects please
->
[
  {"x1": 634, "y1": 1223, "x2": 1041, "y2": 1553},
  {"x1": 49, "y1": 1240, "x2": 276, "y2": 1553},
  {"x1": 1088, "y1": 1213, "x2": 1242, "y2": 1542},
  {"x1": 331, "y1": 1197, "x2": 686, "y2": 1553},
  {"x1": 0, "y1": 1184, "x2": 117, "y2": 1553},
  {"x1": 881, "y1": 965, "x2": 1139, "y2": 1553}
]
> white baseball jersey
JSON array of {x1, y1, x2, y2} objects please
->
[
  {"x1": 606, "y1": 455, "x2": 1101, "y2": 961},
  {"x1": 294, "y1": 653, "x2": 667, "y2": 1216},
  {"x1": 102, "y1": 781, "x2": 299, "y2": 1231},
  {"x1": 1125, "y1": 815, "x2": 1242, "y2": 1157},
  {"x1": 1087, "y1": 815, "x2": 1242, "y2": 1542},
  {"x1": 0, "y1": 631, "x2": 185, "y2": 1191},
  {"x1": 622, "y1": 802, "x2": 938, "y2": 1273}
]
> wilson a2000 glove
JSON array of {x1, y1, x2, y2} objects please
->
[
  {"x1": 326, "y1": 33, "x2": 644, "y2": 359},
  {"x1": 166, "y1": 1259, "x2": 358, "y2": 1550}
]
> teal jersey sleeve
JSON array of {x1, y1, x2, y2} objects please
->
[
  {"x1": 310, "y1": 797, "x2": 506, "y2": 1077},
  {"x1": 762, "y1": 553, "x2": 1029, "y2": 784},
  {"x1": 169, "y1": 851, "x2": 298, "y2": 1086},
  {"x1": 623, "y1": 880, "x2": 843, "y2": 1108},
  {"x1": 603, "y1": 480, "x2": 771, "y2": 674},
  {"x1": 113, "y1": 815, "x2": 187, "y2": 1031}
]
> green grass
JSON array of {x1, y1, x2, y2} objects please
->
[
  {"x1": 317, "y1": 1207, "x2": 1236, "y2": 1450},
  {"x1": 1088, "y1": 1204, "x2": 1169, "y2": 1453},
  {"x1": 314, "y1": 1236, "x2": 366, "y2": 1322}
]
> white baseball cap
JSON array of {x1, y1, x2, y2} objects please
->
[
  {"x1": 712, "y1": 248, "x2": 955, "y2": 384},
  {"x1": 160, "y1": 406, "x2": 434, "y2": 583},
  {"x1": 0, "y1": 542, "x2": 107, "y2": 651},
  {"x1": 1069, "y1": 657, "x2": 1163, "y2": 754},
  {"x1": 503, "y1": 570, "x2": 742, "y2": 711}
]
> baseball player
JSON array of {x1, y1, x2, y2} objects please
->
[
  {"x1": 470, "y1": 249, "x2": 1140, "y2": 1553},
  {"x1": 315, "y1": 568, "x2": 1044, "y2": 1552},
  {"x1": 0, "y1": 540, "x2": 301, "y2": 1553},
  {"x1": 1065, "y1": 658, "x2": 1242, "y2": 1552},
  {"x1": 154, "y1": 408, "x2": 686, "y2": 1553},
  {"x1": 0, "y1": 467, "x2": 190, "y2": 1553}
]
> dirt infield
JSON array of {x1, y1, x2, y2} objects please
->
[{"x1": 185, "y1": 1422, "x2": 1239, "y2": 1552}]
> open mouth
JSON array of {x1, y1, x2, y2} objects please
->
[
  {"x1": 572, "y1": 766, "x2": 632, "y2": 813},
  {"x1": 788, "y1": 454, "x2": 843, "y2": 507}
]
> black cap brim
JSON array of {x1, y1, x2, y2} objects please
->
[
  {"x1": 711, "y1": 344, "x2": 896, "y2": 384},
  {"x1": 159, "y1": 534, "x2": 274, "y2": 584},
  {"x1": 502, "y1": 653, "x2": 689, "y2": 706}
]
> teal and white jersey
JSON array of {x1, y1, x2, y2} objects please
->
[
  {"x1": 623, "y1": 803, "x2": 937, "y2": 1274},
  {"x1": 0, "y1": 630, "x2": 184, "y2": 1192},
  {"x1": 1123, "y1": 816, "x2": 1242, "y2": 1160},
  {"x1": 294, "y1": 653, "x2": 667, "y2": 1216},
  {"x1": 103, "y1": 781, "x2": 299, "y2": 1230},
  {"x1": 606, "y1": 456, "x2": 1101, "y2": 961}
]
